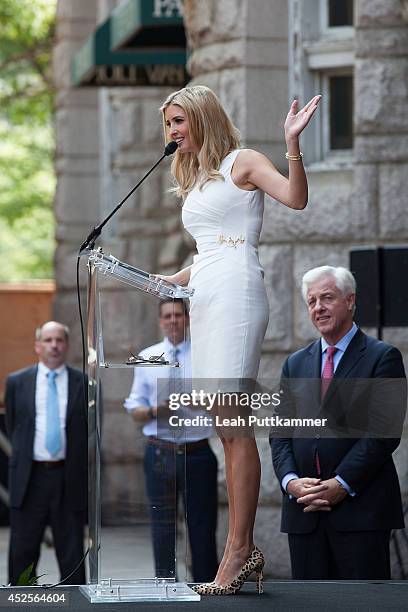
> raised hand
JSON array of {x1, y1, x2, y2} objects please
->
[{"x1": 284, "y1": 95, "x2": 322, "y2": 142}]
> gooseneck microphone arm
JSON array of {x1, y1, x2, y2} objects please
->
[{"x1": 78, "y1": 140, "x2": 178, "y2": 254}]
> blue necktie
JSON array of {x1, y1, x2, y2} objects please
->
[
  {"x1": 171, "y1": 349, "x2": 184, "y2": 441},
  {"x1": 171, "y1": 348, "x2": 183, "y2": 394},
  {"x1": 46, "y1": 371, "x2": 61, "y2": 456}
]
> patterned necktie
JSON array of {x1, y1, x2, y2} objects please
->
[
  {"x1": 321, "y1": 346, "x2": 338, "y2": 401},
  {"x1": 46, "y1": 370, "x2": 61, "y2": 456}
]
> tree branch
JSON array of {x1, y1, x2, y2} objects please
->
[{"x1": 0, "y1": 41, "x2": 51, "y2": 70}]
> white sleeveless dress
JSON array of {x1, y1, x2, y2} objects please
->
[{"x1": 182, "y1": 150, "x2": 269, "y2": 390}]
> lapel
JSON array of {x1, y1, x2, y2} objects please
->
[
  {"x1": 305, "y1": 340, "x2": 322, "y2": 412},
  {"x1": 26, "y1": 366, "x2": 38, "y2": 423},
  {"x1": 333, "y1": 328, "x2": 366, "y2": 378},
  {"x1": 322, "y1": 328, "x2": 366, "y2": 406},
  {"x1": 66, "y1": 366, "x2": 78, "y2": 423}
]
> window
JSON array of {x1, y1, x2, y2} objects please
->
[
  {"x1": 329, "y1": 74, "x2": 353, "y2": 150},
  {"x1": 328, "y1": 0, "x2": 353, "y2": 27},
  {"x1": 289, "y1": 0, "x2": 355, "y2": 164},
  {"x1": 320, "y1": 0, "x2": 354, "y2": 36}
]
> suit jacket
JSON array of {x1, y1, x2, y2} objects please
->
[
  {"x1": 5, "y1": 364, "x2": 88, "y2": 510},
  {"x1": 271, "y1": 329, "x2": 407, "y2": 534}
]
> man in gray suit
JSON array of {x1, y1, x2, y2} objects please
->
[{"x1": 5, "y1": 321, "x2": 87, "y2": 585}]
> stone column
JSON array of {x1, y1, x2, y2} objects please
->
[
  {"x1": 53, "y1": 0, "x2": 99, "y2": 359},
  {"x1": 354, "y1": 0, "x2": 408, "y2": 575},
  {"x1": 355, "y1": 0, "x2": 408, "y2": 249},
  {"x1": 185, "y1": 0, "x2": 288, "y2": 163}
]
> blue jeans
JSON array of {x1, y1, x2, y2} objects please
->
[{"x1": 144, "y1": 440, "x2": 218, "y2": 581}]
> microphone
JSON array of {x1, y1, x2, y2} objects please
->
[
  {"x1": 79, "y1": 142, "x2": 178, "y2": 253},
  {"x1": 164, "y1": 140, "x2": 178, "y2": 155}
]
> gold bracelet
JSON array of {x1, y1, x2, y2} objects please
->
[{"x1": 285, "y1": 152, "x2": 303, "y2": 161}]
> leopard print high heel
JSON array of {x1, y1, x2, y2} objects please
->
[
  {"x1": 192, "y1": 582, "x2": 215, "y2": 595},
  {"x1": 191, "y1": 545, "x2": 265, "y2": 595}
]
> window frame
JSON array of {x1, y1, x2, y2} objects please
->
[
  {"x1": 289, "y1": 0, "x2": 355, "y2": 168},
  {"x1": 319, "y1": 0, "x2": 354, "y2": 38},
  {"x1": 321, "y1": 68, "x2": 354, "y2": 159}
]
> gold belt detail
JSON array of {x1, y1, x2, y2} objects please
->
[{"x1": 217, "y1": 235, "x2": 245, "y2": 248}]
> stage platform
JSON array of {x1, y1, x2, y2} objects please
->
[{"x1": 0, "y1": 581, "x2": 407, "y2": 611}]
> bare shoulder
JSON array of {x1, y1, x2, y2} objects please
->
[
  {"x1": 235, "y1": 148, "x2": 269, "y2": 167},
  {"x1": 234, "y1": 148, "x2": 276, "y2": 174},
  {"x1": 232, "y1": 149, "x2": 277, "y2": 189}
]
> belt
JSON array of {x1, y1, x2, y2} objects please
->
[
  {"x1": 148, "y1": 437, "x2": 209, "y2": 454},
  {"x1": 33, "y1": 460, "x2": 65, "y2": 468}
]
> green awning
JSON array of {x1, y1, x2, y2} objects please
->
[
  {"x1": 71, "y1": 0, "x2": 187, "y2": 87},
  {"x1": 110, "y1": 0, "x2": 185, "y2": 50}
]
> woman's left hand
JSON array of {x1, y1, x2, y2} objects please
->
[{"x1": 284, "y1": 95, "x2": 322, "y2": 142}]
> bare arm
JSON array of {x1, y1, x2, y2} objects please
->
[
  {"x1": 157, "y1": 265, "x2": 192, "y2": 286},
  {"x1": 233, "y1": 96, "x2": 321, "y2": 210}
]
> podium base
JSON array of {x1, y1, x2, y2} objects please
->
[{"x1": 79, "y1": 579, "x2": 200, "y2": 603}]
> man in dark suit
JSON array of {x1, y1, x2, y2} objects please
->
[
  {"x1": 271, "y1": 265, "x2": 406, "y2": 580},
  {"x1": 5, "y1": 321, "x2": 87, "y2": 585}
]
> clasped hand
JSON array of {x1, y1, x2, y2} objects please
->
[{"x1": 287, "y1": 477, "x2": 347, "y2": 513}]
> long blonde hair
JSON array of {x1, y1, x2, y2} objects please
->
[{"x1": 160, "y1": 86, "x2": 241, "y2": 199}]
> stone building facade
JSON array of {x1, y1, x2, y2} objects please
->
[{"x1": 53, "y1": 0, "x2": 408, "y2": 577}]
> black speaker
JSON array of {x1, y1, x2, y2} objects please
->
[{"x1": 350, "y1": 247, "x2": 408, "y2": 328}]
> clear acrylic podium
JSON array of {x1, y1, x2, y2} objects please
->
[{"x1": 79, "y1": 248, "x2": 199, "y2": 603}]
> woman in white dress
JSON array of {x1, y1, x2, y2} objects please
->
[{"x1": 159, "y1": 86, "x2": 321, "y2": 594}]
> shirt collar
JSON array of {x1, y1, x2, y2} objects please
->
[
  {"x1": 38, "y1": 361, "x2": 67, "y2": 377},
  {"x1": 321, "y1": 322, "x2": 358, "y2": 355},
  {"x1": 163, "y1": 336, "x2": 189, "y2": 354}
]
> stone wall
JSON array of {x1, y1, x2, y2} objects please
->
[
  {"x1": 53, "y1": 0, "x2": 408, "y2": 578},
  {"x1": 53, "y1": 0, "x2": 99, "y2": 359},
  {"x1": 354, "y1": 0, "x2": 408, "y2": 578}
]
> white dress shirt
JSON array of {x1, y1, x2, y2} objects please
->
[
  {"x1": 124, "y1": 337, "x2": 213, "y2": 442},
  {"x1": 33, "y1": 362, "x2": 68, "y2": 461},
  {"x1": 320, "y1": 322, "x2": 358, "y2": 375}
]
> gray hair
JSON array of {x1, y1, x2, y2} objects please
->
[
  {"x1": 301, "y1": 266, "x2": 356, "y2": 303},
  {"x1": 35, "y1": 321, "x2": 70, "y2": 341}
]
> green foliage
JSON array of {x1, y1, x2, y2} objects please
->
[
  {"x1": 16, "y1": 563, "x2": 37, "y2": 586},
  {"x1": 0, "y1": 123, "x2": 55, "y2": 223},
  {"x1": 0, "y1": 0, "x2": 55, "y2": 125},
  {"x1": 0, "y1": 209, "x2": 54, "y2": 281},
  {"x1": 15, "y1": 562, "x2": 47, "y2": 586},
  {"x1": 0, "y1": 0, "x2": 56, "y2": 280}
]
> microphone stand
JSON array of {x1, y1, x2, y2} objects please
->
[{"x1": 78, "y1": 141, "x2": 178, "y2": 254}]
